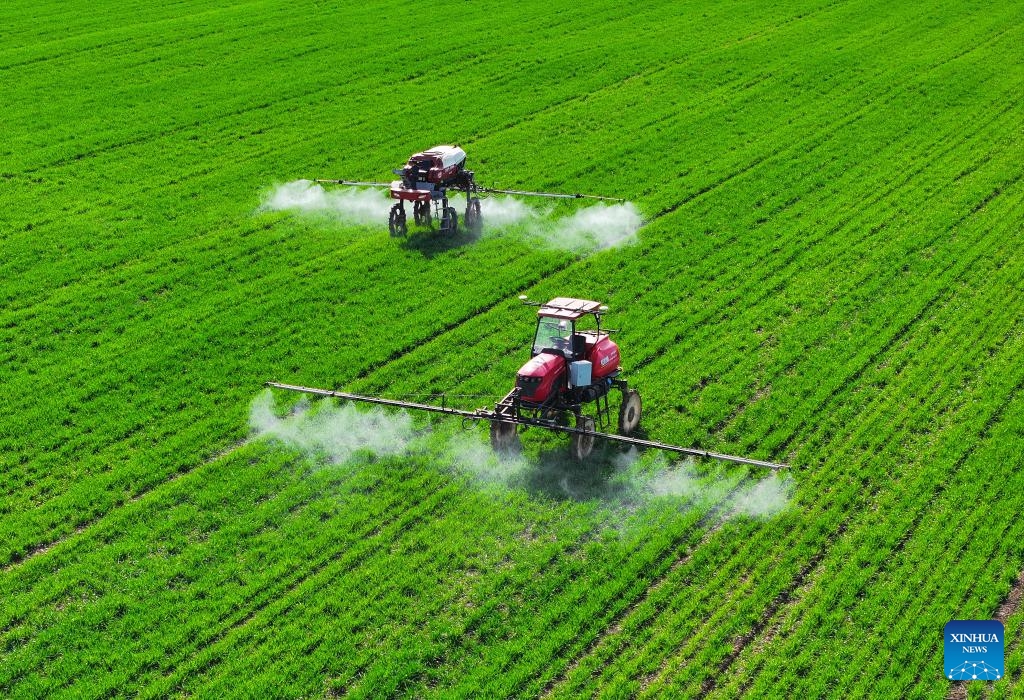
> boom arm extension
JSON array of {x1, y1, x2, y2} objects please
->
[
  {"x1": 478, "y1": 186, "x2": 623, "y2": 202},
  {"x1": 312, "y1": 179, "x2": 393, "y2": 187},
  {"x1": 265, "y1": 382, "x2": 789, "y2": 470}
]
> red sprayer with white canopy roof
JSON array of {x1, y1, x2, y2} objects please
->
[
  {"x1": 267, "y1": 297, "x2": 787, "y2": 469},
  {"x1": 313, "y1": 145, "x2": 623, "y2": 237}
]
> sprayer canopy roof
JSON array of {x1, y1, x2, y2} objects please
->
[{"x1": 538, "y1": 297, "x2": 603, "y2": 321}]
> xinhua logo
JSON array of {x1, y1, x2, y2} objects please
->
[{"x1": 945, "y1": 620, "x2": 1004, "y2": 681}]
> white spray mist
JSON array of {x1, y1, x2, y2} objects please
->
[
  {"x1": 729, "y1": 472, "x2": 794, "y2": 518},
  {"x1": 249, "y1": 389, "x2": 414, "y2": 464},
  {"x1": 261, "y1": 180, "x2": 391, "y2": 225},
  {"x1": 538, "y1": 202, "x2": 643, "y2": 251}
]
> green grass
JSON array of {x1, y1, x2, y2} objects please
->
[{"x1": 2, "y1": 0, "x2": 1023, "y2": 696}]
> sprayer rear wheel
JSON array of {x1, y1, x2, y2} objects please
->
[
  {"x1": 465, "y1": 198, "x2": 482, "y2": 234},
  {"x1": 413, "y1": 201, "x2": 428, "y2": 226},
  {"x1": 490, "y1": 420, "x2": 520, "y2": 453},
  {"x1": 618, "y1": 390, "x2": 642, "y2": 436},
  {"x1": 571, "y1": 415, "x2": 596, "y2": 461},
  {"x1": 389, "y1": 205, "x2": 407, "y2": 237},
  {"x1": 440, "y1": 206, "x2": 459, "y2": 235}
]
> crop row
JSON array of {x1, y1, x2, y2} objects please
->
[
  {"x1": 3, "y1": 0, "x2": 1023, "y2": 695},
  {"x1": 0, "y1": 0, "x2": 967, "y2": 564}
]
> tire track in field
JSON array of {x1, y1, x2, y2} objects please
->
[
  {"x1": 10, "y1": 0, "x2": 847, "y2": 183},
  {"x1": 169, "y1": 463, "x2": 691, "y2": 693},
  {"x1": 5, "y1": 10, "x2": 665, "y2": 174},
  {"x1": 852, "y1": 368, "x2": 1024, "y2": 698},
  {"x1": 0, "y1": 212, "x2": 557, "y2": 540},
  {"x1": 949, "y1": 571, "x2": 1024, "y2": 700},
  {"x1": 614, "y1": 170, "x2": 1024, "y2": 696},
  {"x1": 474, "y1": 490, "x2": 741, "y2": 696},
  {"x1": 535, "y1": 479, "x2": 756, "y2": 699},
  {"x1": 623, "y1": 21, "x2": 1022, "y2": 377},
  {"x1": 715, "y1": 282, "x2": 1024, "y2": 698},
  {"x1": 657, "y1": 341, "x2": 1007, "y2": 696},
  {"x1": 0, "y1": 437, "x2": 252, "y2": 576},
  {"x1": 344, "y1": 46, "x2": 1024, "y2": 687},
  {"x1": 627, "y1": 95, "x2": 1019, "y2": 452},
  {"x1": 2, "y1": 4, "x2": 1015, "y2": 695},
  {"x1": 9, "y1": 466, "x2": 448, "y2": 694},
  {"x1": 689, "y1": 527, "x2": 848, "y2": 698},
  {"x1": 395, "y1": 474, "x2": 750, "y2": 698},
  {"x1": 589, "y1": 5, "x2": 1016, "y2": 214},
  {"x1": 706, "y1": 220, "x2": 1024, "y2": 696},
  {"x1": 147, "y1": 458, "x2": 728, "y2": 693},
  {"x1": 145, "y1": 477, "x2": 465, "y2": 695},
  {"x1": 1, "y1": 0, "x2": 989, "y2": 321},
  {"x1": 771, "y1": 169, "x2": 1023, "y2": 459},
  {"x1": 4, "y1": 0, "x2": 1015, "y2": 667},
  {"x1": 1, "y1": 0, "x2": 848, "y2": 278},
  {"x1": 358, "y1": 505, "x2": 632, "y2": 696},
  {"x1": 374, "y1": 78, "x2": 1017, "y2": 423},
  {"x1": 13, "y1": 13, "x2": 1013, "y2": 575},
  {"x1": 0, "y1": 0, "x2": 382, "y2": 73},
  {"x1": 0, "y1": 219, "x2": 561, "y2": 564},
  {"x1": 698, "y1": 102, "x2": 1021, "y2": 441},
  {"x1": 182, "y1": 17, "x2": 1024, "y2": 700}
]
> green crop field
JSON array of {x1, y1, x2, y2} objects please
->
[{"x1": 2, "y1": 0, "x2": 1023, "y2": 697}]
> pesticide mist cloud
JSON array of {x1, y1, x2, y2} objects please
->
[
  {"x1": 249, "y1": 390, "x2": 414, "y2": 464},
  {"x1": 730, "y1": 472, "x2": 793, "y2": 518},
  {"x1": 473, "y1": 198, "x2": 643, "y2": 251},
  {"x1": 248, "y1": 391, "x2": 790, "y2": 519},
  {"x1": 260, "y1": 181, "x2": 642, "y2": 251},
  {"x1": 478, "y1": 196, "x2": 542, "y2": 227},
  {"x1": 261, "y1": 180, "x2": 390, "y2": 225},
  {"x1": 443, "y1": 432, "x2": 792, "y2": 520},
  {"x1": 644, "y1": 460, "x2": 793, "y2": 519},
  {"x1": 541, "y1": 202, "x2": 644, "y2": 251}
]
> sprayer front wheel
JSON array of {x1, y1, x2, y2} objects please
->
[
  {"x1": 490, "y1": 420, "x2": 520, "y2": 453},
  {"x1": 571, "y1": 415, "x2": 596, "y2": 461},
  {"x1": 389, "y1": 205, "x2": 407, "y2": 237},
  {"x1": 618, "y1": 390, "x2": 642, "y2": 436}
]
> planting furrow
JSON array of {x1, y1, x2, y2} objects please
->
[
  {"x1": 0, "y1": 436, "x2": 252, "y2": 575},
  {"x1": 140, "y1": 476, "x2": 461, "y2": 696},
  {"x1": 712, "y1": 319, "x2": 1024, "y2": 700},
  {"x1": 589, "y1": 192, "x2": 1024, "y2": 695},
  {"x1": 0, "y1": 457, "x2": 448, "y2": 694},
  {"x1": 485, "y1": 481, "x2": 763, "y2": 697},
  {"x1": 713, "y1": 300, "x2": 1024, "y2": 697},
  {"x1": 947, "y1": 570, "x2": 1024, "y2": 700}
]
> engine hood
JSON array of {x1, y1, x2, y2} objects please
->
[
  {"x1": 515, "y1": 352, "x2": 566, "y2": 404},
  {"x1": 518, "y1": 351, "x2": 565, "y2": 378}
]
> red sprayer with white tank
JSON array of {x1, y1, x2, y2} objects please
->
[{"x1": 267, "y1": 296, "x2": 787, "y2": 469}]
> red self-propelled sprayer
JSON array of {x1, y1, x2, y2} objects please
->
[
  {"x1": 313, "y1": 145, "x2": 622, "y2": 237},
  {"x1": 267, "y1": 297, "x2": 787, "y2": 470}
]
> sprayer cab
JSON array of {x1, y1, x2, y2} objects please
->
[
  {"x1": 528, "y1": 297, "x2": 620, "y2": 373},
  {"x1": 490, "y1": 296, "x2": 642, "y2": 460}
]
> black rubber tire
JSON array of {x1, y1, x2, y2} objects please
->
[
  {"x1": 490, "y1": 421, "x2": 520, "y2": 453},
  {"x1": 388, "y1": 205, "x2": 407, "y2": 237},
  {"x1": 465, "y1": 198, "x2": 482, "y2": 234},
  {"x1": 414, "y1": 201, "x2": 430, "y2": 226},
  {"x1": 618, "y1": 390, "x2": 642, "y2": 436},
  {"x1": 571, "y1": 415, "x2": 596, "y2": 461},
  {"x1": 441, "y1": 206, "x2": 459, "y2": 235}
]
